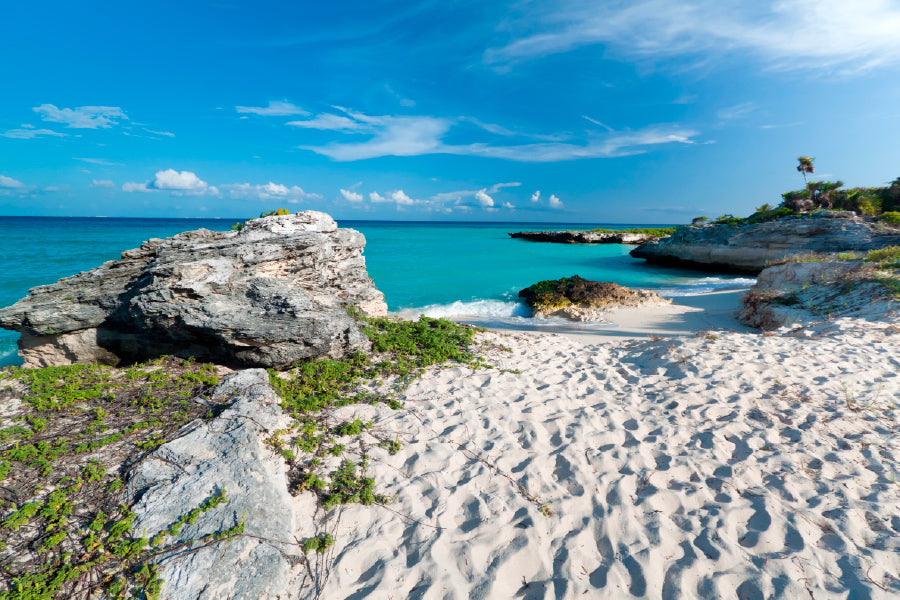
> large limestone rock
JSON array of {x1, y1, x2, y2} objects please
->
[
  {"x1": 0, "y1": 211, "x2": 387, "y2": 368},
  {"x1": 630, "y1": 212, "x2": 900, "y2": 273},
  {"x1": 128, "y1": 369, "x2": 313, "y2": 600}
]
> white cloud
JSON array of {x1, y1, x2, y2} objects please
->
[
  {"x1": 90, "y1": 179, "x2": 114, "y2": 188},
  {"x1": 122, "y1": 181, "x2": 151, "y2": 192},
  {"x1": 717, "y1": 102, "x2": 757, "y2": 121},
  {"x1": 34, "y1": 104, "x2": 127, "y2": 129},
  {"x1": 144, "y1": 128, "x2": 175, "y2": 137},
  {"x1": 122, "y1": 169, "x2": 218, "y2": 195},
  {"x1": 475, "y1": 189, "x2": 494, "y2": 207},
  {"x1": 502, "y1": 201, "x2": 515, "y2": 209},
  {"x1": 531, "y1": 190, "x2": 541, "y2": 202},
  {"x1": 287, "y1": 114, "x2": 365, "y2": 131},
  {"x1": 340, "y1": 189, "x2": 363, "y2": 202},
  {"x1": 299, "y1": 107, "x2": 698, "y2": 162},
  {"x1": 484, "y1": 0, "x2": 900, "y2": 75},
  {"x1": 487, "y1": 182, "x2": 521, "y2": 193},
  {"x1": 236, "y1": 101, "x2": 309, "y2": 116},
  {"x1": 0, "y1": 175, "x2": 25, "y2": 189},
  {"x1": 369, "y1": 192, "x2": 387, "y2": 203},
  {"x1": 549, "y1": 194, "x2": 563, "y2": 208},
  {"x1": 74, "y1": 157, "x2": 124, "y2": 166},
  {"x1": 221, "y1": 182, "x2": 321, "y2": 203},
  {"x1": 2, "y1": 128, "x2": 66, "y2": 139},
  {"x1": 391, "y1": 190, "x2": 417, "y2": 205},
  {"x1": 302, "y1": 112, "x2": 451, "y2": 161},
  {"x1": 153, "y1": 169, "x2": 209, "y2": 192}
]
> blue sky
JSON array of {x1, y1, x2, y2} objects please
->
[{"x1": 2, "y1": 1, "x2": 900, "y2": 223}]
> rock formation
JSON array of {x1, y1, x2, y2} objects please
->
[
  {"x1": 518, "y1": 275, "x2": 670, "y2": 321},
  {"x1": 509, "y1": 230, "x2": 660, "y2": 244},
  {"x1": 129, "y1": 369, "x2": 310, "y2": 600},
  {"x1": 630, "y1": 212, "x2": 900, "y2": 273},
  {"x1": 738, "y1": 260, "x2": 899, "y2": 330},
  {"x1": 0, "y1": 211, "x2": 387, "y2": 369}
]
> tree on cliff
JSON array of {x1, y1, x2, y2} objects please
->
[{"x1": 797, "y1": 156, "x2": 815, "y2": 184}]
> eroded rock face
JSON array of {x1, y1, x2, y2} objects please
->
[
  {"x1": 0, "y1": 211, "x2": 387, "y2": 368},
  {"x1": 630, "y1": 213, "x2": 900, "y2": 273},
  {"x1": 738, "y1": 261, "x2": 899, "y2": 329},
  {"x1": 518, "y1": 275, "x2": 670, "y2": 321}
]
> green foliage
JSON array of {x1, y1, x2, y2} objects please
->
[
  {"x1": 0, "y1": 357, "x2": 226, "y2": 599},
  {"x1": 743, "y1": 206, "x2": 794, "y2": 224},
  {"x1": 864, "y1": 246, "x2": 900, "y2": 266},
  {"x1": 691, "y1": 216, "x2": 709, "y2": 225},
  {"x1": 879, "y1": 211, "x2": 900, "y2": 225},
  {"x1": 713, "y1": 215, "x2": 743, "y2": 225},
  {"x1": 301, "y1": 533, "x2": 334, "y2": 553},
  {"x1": 231, "y1": 208, "x2": 293, "y2": 231},
  {"x1": 589, "y1": 226, "x2": 677, "y2": 236}
]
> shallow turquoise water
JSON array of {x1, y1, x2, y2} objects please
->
[{"x1": 0, "y1": 217, "x2": 752, "y2": 366}]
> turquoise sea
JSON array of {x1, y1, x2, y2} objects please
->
[{"x1": 0, "y1": 217, "x2": 754, "y2": 366}]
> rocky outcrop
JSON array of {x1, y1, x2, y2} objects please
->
[
  {"x1": 0, "y1": 211, "x2": 387, "y2": 369},
  {"x1": 630, "y1": 213, "x2": 900, "y2": 273},
  {"x1": 129, "y1": 369, "x2": 314, "y2": 600},
  {"x1": 518, "y1": 275, "x2": 670, "y2": 321},
  {"x1": 738, "y1": 261, "x2": 899, "y2": 329},
  {"x1": 510, "y1": 230, "x2": 659, "y2": 244}
]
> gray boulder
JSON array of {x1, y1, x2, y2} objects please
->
[
  {"x1": 128, "y1": 369, "x2": 312, "y2": 600},
  {"x1": 0, "y1": 211, "x2": 387, "y2": 368},
  {"x1": 630, "y1": 213, "x2": 900, "y2": 273}
]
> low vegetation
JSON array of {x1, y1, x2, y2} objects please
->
[
  {"x1": 0, "y1": 358, "x2": 228, "y2": 599},
  {"x1": 231, "y1": 207, "x2": 292, "y2": 231},
  {"x1": 589, "y1": 226, "x2": 677, "y2": 236},
  {"x1": 0, "y1": 314, "x2": 489, "y2": 599}
]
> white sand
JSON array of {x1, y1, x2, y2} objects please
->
[{"x1": 307, "y1": 295, "x2": 900, "y2": 599}]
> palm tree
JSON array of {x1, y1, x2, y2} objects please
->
[{"x1": 796, "y1": 156, "x2": 814, "y2": 184}]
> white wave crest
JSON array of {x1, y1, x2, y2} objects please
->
[
  {"x1": 396, "y1": 299, "x2": 531, "y2": 320},
  {"x1": 658, "y1": 276, "x2": 756, "y2": 297}
]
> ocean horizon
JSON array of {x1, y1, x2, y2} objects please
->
[{"x1": 0, "y1": 216, "x2": 754, "y2": 366}]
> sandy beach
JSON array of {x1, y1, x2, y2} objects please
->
[{"x1": 311, "y1": 291, "x2": 900, "y2": 599}]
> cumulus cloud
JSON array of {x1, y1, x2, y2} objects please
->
[
  {"x1": 236, "y1": 101, "x2": 309, "y2": 116},
  {"x1": 549, "y1": 194, "x2": 563, "y2": 208},
  {"x1": 221, "y1": 182, "x2": 321, "y2": 203},
  {"x1": 502, "y1": 201, "x2": 515, "y2": 209},
  {"x1": 33, "y1": 104, "x2": 127, "y2": 129},
  {"x1": 369, "y1": 192, "x2": 387, "y2": 203},
  {"x1": 391, "y1": 190, "x2": 417, "y2": 205},
  {"x1": 0, "y1": 175, "x2": 25, "y2": 189},
  {"x1": 475, "y1": 189, "x2": 494, "y2": 207},
  {"x1": 122, "y1": 169, "x2": 217, "y2": 195},
  {"x1": 90, "y1": 179, "x2": 114, "y2": 188},
  {"x1": 2, "y1": 128, "x2": 66, "y2": 139},
  {"x1": 340, "y1": 189, "x2": 363, "y2": 202},
  {"x1": 531, "y1": 190, "x2": 541, "y2": 202},
  {"x1": 484, "y1": 0, "x2": 900, "y2": 75}
]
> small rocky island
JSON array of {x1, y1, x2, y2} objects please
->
[
  {"x1": 509, "y1": 229, "x2": 667, "y2": 244},
  {"x1": 518, "y1": 275, "x2": 670, "y2": 320}
]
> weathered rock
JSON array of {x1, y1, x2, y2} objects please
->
[
  {"x1": 128, "y1": 369, "x2": 313, "y2": 600},
  {"x1": 630, "y1": 213, "x2": 900, "y2": 273},
  {"x1": 738, "y1": 261, "x2": 899, "y2": 329},
  {"x1": 518, "y1": 275, "x2": 670, "y2": 321},
  {"x1": 509, "y1": 230, "x2": 660, "y2": 244},
  {"x1": 0, "y1": 211, "x2": 387, "y2": 368}
]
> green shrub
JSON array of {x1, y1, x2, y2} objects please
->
[
  {"x1": 879, "y1": 211, "x2": 900, "y2": 224},
  {"x1": 864, "y1": 246, "x2": 900, "y2": 265}
]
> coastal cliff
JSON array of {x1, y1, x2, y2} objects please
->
[
  {"x1": 0, "y1": 211, "x2": 387, "y2": 369},
  {"x1": 630, "y1": 212, "x2": 900, "y2": 273}
]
